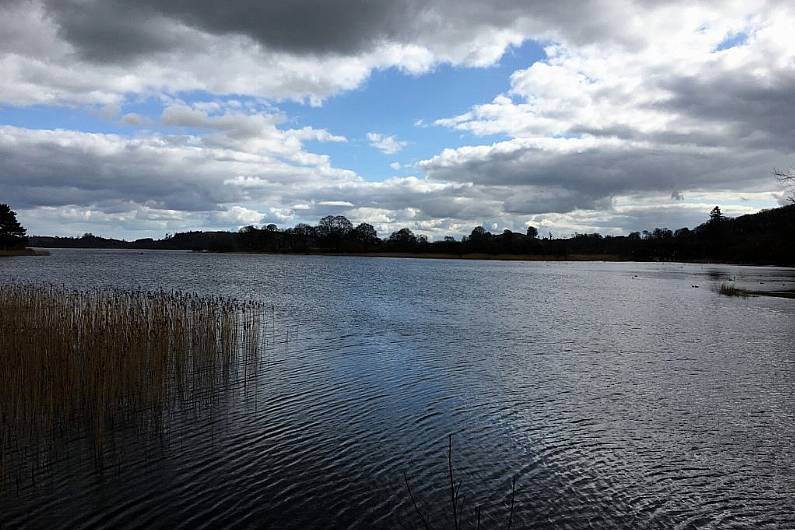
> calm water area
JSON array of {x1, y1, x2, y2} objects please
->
[{"x1": 1, "y1": 249, "x2": 794, "y2": 528}]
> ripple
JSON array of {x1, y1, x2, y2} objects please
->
[{"x1": 2, "y1": 253, "x2": 795, "y2": 528}]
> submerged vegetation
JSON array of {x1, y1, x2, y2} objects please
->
[{"x1": 0, "y1": 283, "x2": 266, "y2": 490}]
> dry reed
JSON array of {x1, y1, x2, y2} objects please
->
[
  {"x1": 403, "y1": 435, "x2": 518, "y2": 529},
  {"x1": 718, "y1": 282, "x2": 750, "y2": 297},
  {"x1": 0, "y1": 282, "x2": 266, "y2": 489}
]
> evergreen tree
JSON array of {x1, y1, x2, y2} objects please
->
[
  {"x1": 709, "y1": 206, "x2": 724, "y2": 223},
  {"x1": 0, "y1": 204, "x2": 28, "y2": 249}
]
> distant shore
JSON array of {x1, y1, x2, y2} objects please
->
[
  {"x1": 16, "y1": 246, "x2": 793, "y2": 267},
  {"x1": 192, "y1": 249, "x2": 632, "y2": 262},
  {"x1": 194, "y1": 249, "x2": 795, "y2": 268},
  {"x1": 296, "y1": 251, "x2": 631, "y2": 262},
  {"x1": 199, "y1": 249, "x2": 769, "y2": 265}
]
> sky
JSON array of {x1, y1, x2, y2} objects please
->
[{"x1": 1, "y1": 0, "x2": 793, "y2": 240}]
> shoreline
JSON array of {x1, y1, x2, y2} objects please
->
[
  {"x1": 22, "y1": 246, "x2": 795, "y2": 267},
  {"x1": 308, "y1": 251, "x2": 631, "y2": 262},
  {"x1": 197, "y1": 249, "x2": 633, "y2": 262},
  {"x1": 197, "y1": 249, "x2": 795, "y2": 267}
]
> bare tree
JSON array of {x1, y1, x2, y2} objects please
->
[{"x1": 774, "y1": 168, "x2": 795, "y2": 202}]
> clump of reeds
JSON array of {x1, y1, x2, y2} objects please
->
[
  {"x1": 718, "y1": 282, "x2": 750, "y2": 297},
  {"x1": 0, "y1": 282, "x2": 266, "y2": 489}
]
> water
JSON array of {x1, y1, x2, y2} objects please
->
[{"x1": 2, "y1": 249, "x2": 794, "y2": 529}]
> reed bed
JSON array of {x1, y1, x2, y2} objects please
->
[
  {"x1": 718, "y1": 282, "x2": 750, "y2": 297},
  {"x1": 0, "y1": 282, "x2": 266, "y2": 489}
]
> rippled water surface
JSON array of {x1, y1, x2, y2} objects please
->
[{"x1": 2, "y1": 250, "x2": 795, "y2": 529}]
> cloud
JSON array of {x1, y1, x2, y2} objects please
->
[
  {"x1": 1, "y1": 0, "x2": 792, "y2": 239},
  {"x1": 318, "y1": 201, "x2": 355, "y2": 207},
  {"x1": 157, "y1": 101, "x2": 346, "y2": 164},
  {"x1": 421, "y1": 136, "x2": 782, "y2": 198},
  {"x1": 0, "y1": 0, "x2": 522, "y2": 106},
  {"x1": 119, "y1": 113, "x2": 149, "y2": 126},
  {"x1": 0, "y1": 1, "x2": 420, "y2": 106},
  {"x1": 288, "y1": 127, "x2": 347, "y2": 143},
  {"x1": 0, "y1": 123, "x2": 355, "y2": 223},
  {"x1": 428, "y1": 1, "x2": 793, "y2": 218},
  {"x1": 213, "y1": 206, "x2": 264, "y2": 226},
  {"x1": 10, "y1": 0, "x2": 783, "y2": 107},
  {"x1": 0, "y1": 124, "x2": 489, "y2": 238},
  {"x1": 1, "y1": 122, "x2": 535, "y2": 238},
  {"x1": 367, "y1": 132, "x2": 407, "y2": 155}
]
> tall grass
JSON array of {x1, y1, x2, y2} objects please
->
[{"x1": 0, "y1": 282, "x2": 266, "y2": 489}]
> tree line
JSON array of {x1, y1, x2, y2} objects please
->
[{"x1": 23, "y1": 204, "x2": 795, "y2": 266}]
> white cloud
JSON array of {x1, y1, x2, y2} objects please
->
[
  {"x1": 287, "y1": 127, "x2": 347, "y2": 143},
  {"x1": 427, "y1": 1, "x2": 794, "y2": 221},
  {"x1": 214, "y1": 206, "x2": 265, "y2": 225},
  {"x1": 367, "y1": 132, "x2": 407, "y2": 154},
  {"x1": 318, "y1": 201, "x2": 355, "y2": 207},
  {"x1": 158, "y1": 102, "x2": 346, "y2": 166}
]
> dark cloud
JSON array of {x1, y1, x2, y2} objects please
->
[
  {"x1": 44, "y1": 2, "x2": 184, "y2": 62},
  {"x1": 658, "y1": 70, "x2": 795, "y2": 149},
  {"x1": 0, "y1": 129, "x2": 242, "y2": 211},
  {"x1": 421, "y1": 138, "x2": 785, "y2": 208},
  {"x1": 38, "y1": 0, "x2": 416, "y2": 62},
  {"x1": 143, "y1": 0, "x2": 412, "y2": 55},
  {"x1": 30, "y1": 0, "x2": 691, "y2": 64}
]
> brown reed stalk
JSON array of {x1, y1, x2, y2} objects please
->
[
  {"x1": 402, "y1": 436, "x2": 520, "y2": 529},
  {"x1": 0, "y1": 282, "x2": 266, "y2": 490}
]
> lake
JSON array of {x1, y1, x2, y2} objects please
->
[{"x1": 2, "y1": 249, "x2": 795, "y2": 528}]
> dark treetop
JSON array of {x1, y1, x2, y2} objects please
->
[{"x1": 0, "y1": 203, "x2": 28, "y2": 250}]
